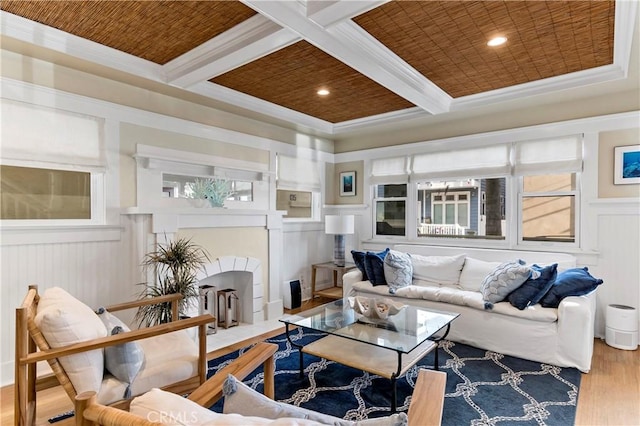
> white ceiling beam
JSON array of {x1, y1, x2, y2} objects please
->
[
  {"x1": 164, "y1": 14, "x2": 300, "y2": 88},
  {"x1": 242, "y1": 0, "x2": 451, "y2": 115},
  {"x1": 306, "y1": 0, "x2": 389, "y2": 28}
]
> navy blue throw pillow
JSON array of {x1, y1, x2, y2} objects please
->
[
  {"x1": 350, "y1": 250, "x2": 368, "y2": 281},
  {"x1": 364, "y1": 248, "x2": 389, "y2": 286},
  {"x1": 507, "y1": 263, "x2": 558, "y2": 310},
  {"x1": 540, "y1": 267, "x2": 603, "y2": 308}
]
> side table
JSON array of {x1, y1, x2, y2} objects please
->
[{"x1": 311, "y1": 261, "x2": 356, "y2": 300}]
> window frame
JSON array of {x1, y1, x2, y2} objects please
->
[
  {"x1": 0, "y1": 160, "x2": 106, "y2": 227},
  {"x1": 372, "y1": 183, "x2": 408, "y2": 239},
  {"x1": 517, "y1": 173, "x2": 580, "y2": 248},
  {"x1": 368, "y1": 137, "x2": 584, "y2": 250}
]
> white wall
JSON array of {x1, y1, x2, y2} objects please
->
[{"x1": 1, "y1": 73, "x2": 639, "y2": 389}]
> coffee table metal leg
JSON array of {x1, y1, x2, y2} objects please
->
[
  {"x1": 429, "y1": 323, "x2": 452, "y2": 371},
  {"x1": 390, "y1": 351, "x2": 403, "y2": 413}
]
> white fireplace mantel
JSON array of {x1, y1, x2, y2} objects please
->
[
  {"x1": 123, "y1": 207, "x2": 286, "y2": 321},
  {"x1": 123, "y1": 207, "x2": 285, "y2": 233}
]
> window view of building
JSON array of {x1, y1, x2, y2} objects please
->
[{"x1": 417, "y1": 178, "x2": 506, "y2": 239}]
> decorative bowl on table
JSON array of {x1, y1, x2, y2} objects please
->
[{"x1": 348, "y1": 296, "x2": 406, "y2": 320}]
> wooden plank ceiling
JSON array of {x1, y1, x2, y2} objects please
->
[{"x1": 1, "y1": 1, "x2": 615, "y2": 124}]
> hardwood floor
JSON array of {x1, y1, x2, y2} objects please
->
[{"x1": 2, "y1": 298, "x2": 638, "y2": 425}]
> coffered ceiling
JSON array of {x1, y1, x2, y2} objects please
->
[{"x1": 0, "y1": 1, "x2": 637, "y2": 135}]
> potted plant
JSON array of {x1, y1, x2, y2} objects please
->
[
  {"x1": 187, "y1": 177, "x2": 234, "y2": 208},
  {"x1": 135, "y1": 236, "x2": 210, "y2": 326}
]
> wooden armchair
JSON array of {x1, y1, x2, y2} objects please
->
[
  {"x1": 14, "y1": 285, "x2": 215, "y2": 426},
  {"x1": 73, "y1": 344, "x2": 445, "y2": 426}
]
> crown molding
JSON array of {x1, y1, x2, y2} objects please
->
[
  {"x1": 1, "y1": 11, "x2": 161, "y2": 81},
  {"x1": 2, "y1": 1, "x2": 637, "y2": 137}
]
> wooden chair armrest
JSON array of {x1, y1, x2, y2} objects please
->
[
  {"x1": 105, "y1": 293, "x2": 183, "y2": 313},
  {"x1": 188, "y1": 342, "x2": 278, "y2": 408},
  {"x1": 21, "y1": 314, "x2": 214, "y2": 365},
  {"x1": 75, "y1": 392, "x2": 155, "y2": 426},
  {"x1": 408, "y1": 369, "x2": 446, "y2": 426}
]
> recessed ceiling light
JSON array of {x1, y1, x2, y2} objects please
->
[
  {"x1": 487, "y1": 36, "x2": 507, "y2": 47},
  {"x1": 317, "y1": 89, "x2": 330, "y2": 96}
]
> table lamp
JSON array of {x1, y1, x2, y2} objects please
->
[{"x1": 325, "y1": 215, "x2": 355, "y2": 266}]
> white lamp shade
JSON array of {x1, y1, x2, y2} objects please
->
[{"x1": 325, "y1": 215, "x2": 355, "y2": 235}]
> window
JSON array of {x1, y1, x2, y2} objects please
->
[
  {"x1": 0, "y1": 99, "x2": 105, "y2": 224},
  {"x1": 520, "y1": 173, "x2": 576, "y2": 243},
  {"x1": 276, "y1": 154, "x2": 321, "y2": 220},
  {"x1": 374, "y1": 184, "x2": 406, "y2": 236},
  {"x1": 162, "y1": 173, "x2": 253, "y2": 202},
  {"x1": 1, "y1": 165, "x2": 92, "y2": 220},
  {"x1": 417, "y1": 178, "x2": 506, "y2": 239}
]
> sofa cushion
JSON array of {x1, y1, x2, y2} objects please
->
[
  {"x1": 350, "y1": 280, "x2": 558, "y2": 322},
  {"x1": 383, "y1": 249, "x2": 413, "y2": 294},
  {"x1": 411, "y1": 254, "x2": 465, "y2": 287},
  {"x1": 351, "y1": 250, "x2": 368, "y2": 281},
  {"x1": 96, "y1": 307, "x2": 144, "y2": 397},
  {"x1": 364, "y1": 248, "x2": 389, "y2": 286},
  {"x1": 481, "y1": 260, "x2": 539, "y2": 308},
  {"x1": 507, "y1": 264, "x2": 558, "y2": 310},
  {"x1": 459, "y1": 257, "x2": 501, "y2": 292},
  {"x1": 34, "y1": 287, "x2": 107, "y2": 396},
  {"x1": 540, "y1": 267, "x2": 603, "y2": 308}
]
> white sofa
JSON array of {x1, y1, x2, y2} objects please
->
[{"x1": 344, "y1": 244, "x2": 596, "y2": 373}]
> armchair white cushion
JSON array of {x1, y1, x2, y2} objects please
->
[
  {"x1": 35, "y1": 287, "x2": 107, "y2": 395},
  {"x1": 33, "y1": 287, "x2": 200, "y2": 405}
]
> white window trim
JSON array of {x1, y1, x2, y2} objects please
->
[
  {"x1": 0, "y1": 159, "x2": 106, "y2": 227},
  {"x1": 372, "y1": 183, "x2": 408, "y2": 239},
  {"x1": 517, "y1": 174, "x2": 581, "y2": 249}
]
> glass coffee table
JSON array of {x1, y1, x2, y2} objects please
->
[{"x1": 280, "y1": 299, "x2": 459, "y2": 412}]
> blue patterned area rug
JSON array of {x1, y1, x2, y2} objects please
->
[{"x1": 208, "y1": 328, "x2": 581, "y2": 426}]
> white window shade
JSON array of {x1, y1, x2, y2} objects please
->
[
  {"x1": 514, "y1": 135, "x2": 582, "y2": 175},
  {"x1": 277, "y1": 154, "x2": 321, "y2": 191},
  {"x1": 1, "y1": 99, "x2": 105, "y2": 168},
  {"x1": 411, "y1": 145, "x2": 510, "y2": 181},
  {"x1": 370, "y1": 156, "x2": 409, "y2": 184}
]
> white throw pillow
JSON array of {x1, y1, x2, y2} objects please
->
[
  {"x1": 222, "y1": 375, "x2": 408, "y2": 426},
  {"x1": 411, "y1": 254, "x2": 466, "y2": 287},
  {"x1": 459, "y1": 257, "x2": 501, "y2": 292},
  {"x1": 34, "y1": 287, "x2": 107, "y2": 395},
  {"x1": 131, "y1": 387, "x2": 327, "y2": 425}
]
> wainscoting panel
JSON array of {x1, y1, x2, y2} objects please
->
[
  {"x1": 0, "y1": 216, "x2": 145, "y2": 386},
  {"x1": 593, "y1": 210, "x2": 640, "y2": 340}
]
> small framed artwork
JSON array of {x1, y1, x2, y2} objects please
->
[
  {"x1": 339, "y1": 171, "x2": 356, "y2": 196},
  {"x1": 614, "y1": 145, "x2": 640, "y2": 185}
]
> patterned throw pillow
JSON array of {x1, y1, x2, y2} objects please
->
[
  {"x1": 96, "y1": 307, "x2": 144, "y2": 398},
  {"x1": 481, "y1": 260, "x2": 539, "y2": 308},
  {"x1": 539, "y1": 267, "x2": 603, "y2": 308},
  {"x1": 383, "y1": 250, "x2": 413, "y2": 294},
  {"x1": 507, "y1": 263, "x2": 558, "y2": 310},
  {"x1": 364, "y1": 248, "x2": 389, "y2": 286}
]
